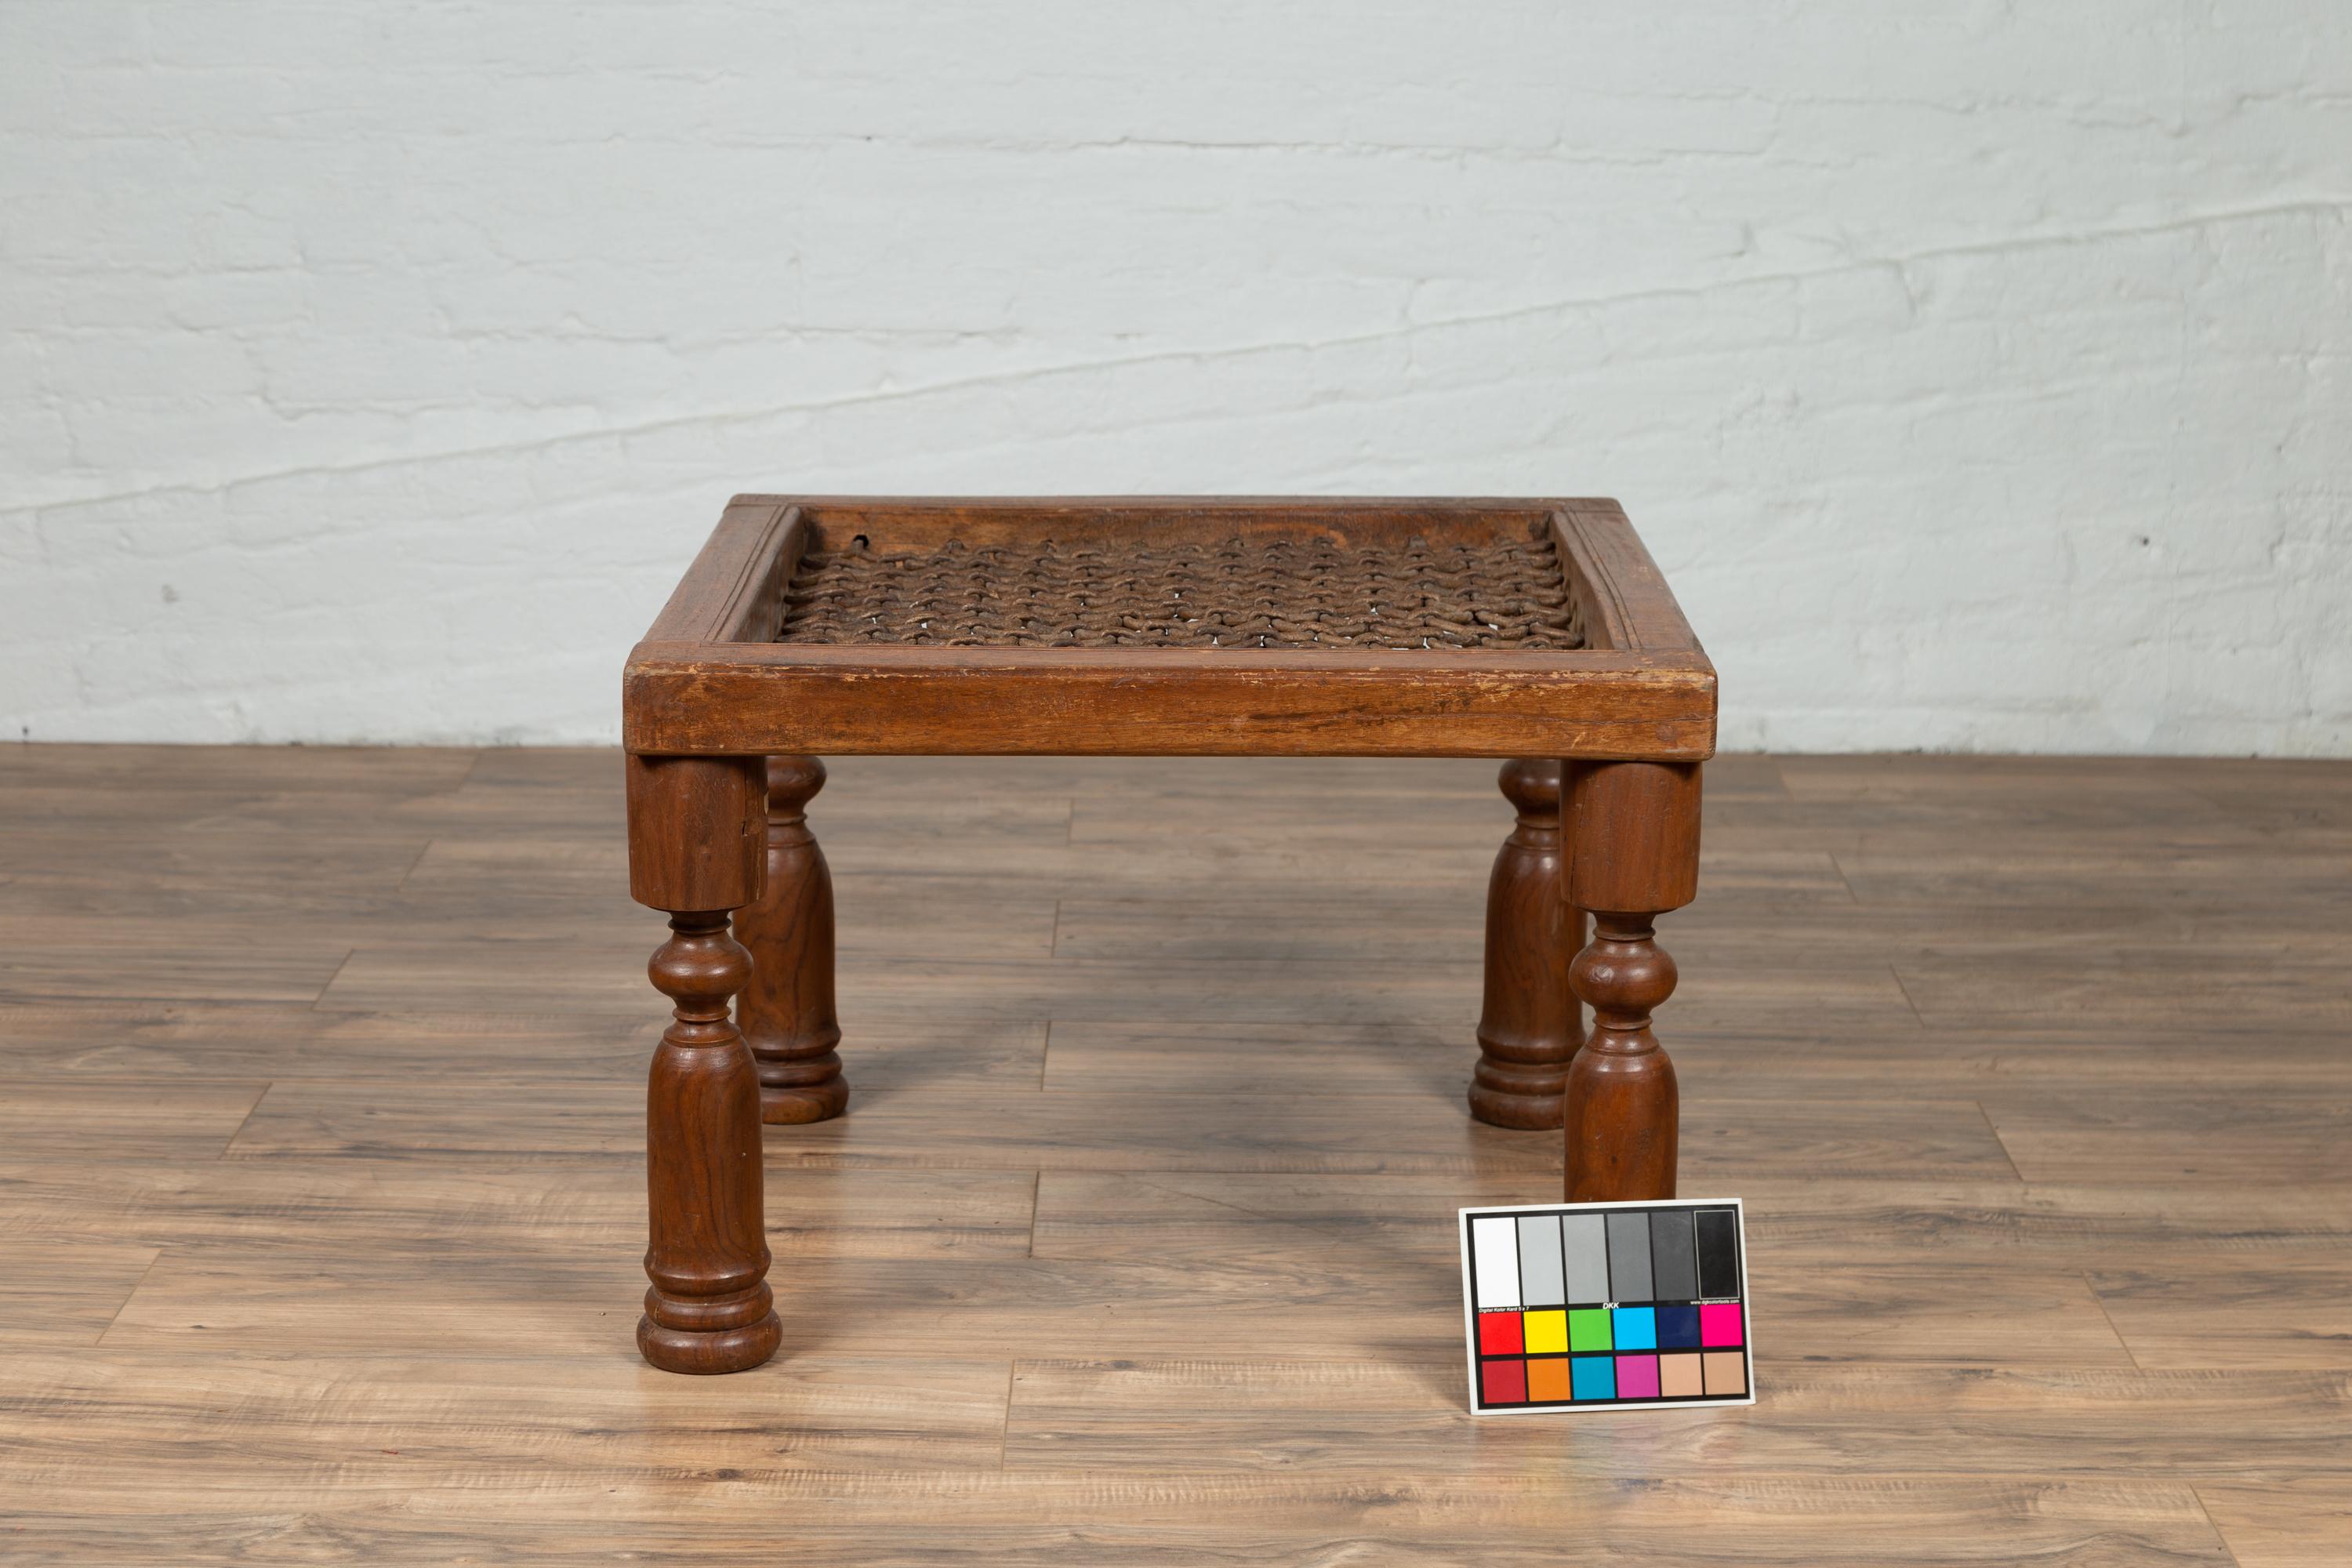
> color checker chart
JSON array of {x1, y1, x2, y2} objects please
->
[{"x1": 1458, "y1": 1198, "x2": 1754, "y2": 1414}]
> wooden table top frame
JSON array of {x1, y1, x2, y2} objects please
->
[{"x1": 623, "y1": 496, "x2": 1716, "y2": 1374}]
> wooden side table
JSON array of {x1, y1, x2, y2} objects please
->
[{"x1": 622, "y1": 497, "x2": 1716, "y2": 1373}]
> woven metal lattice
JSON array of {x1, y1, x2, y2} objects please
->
[{"x1": 775, "y1": 533, "x2": 1585, "y2": 650}]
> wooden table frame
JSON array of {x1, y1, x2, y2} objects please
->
[{"x1": 623, "y1": 496, "x2": 1716, "y2": 1374}]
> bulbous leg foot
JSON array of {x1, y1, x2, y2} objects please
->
[
  {"x1": 736, "y1": 756, "x2": 849, "y2": 1126},
  {"x1": 1471, "y1": 760, "x2": 1584, "y2": 1130},
  {"x1": 637, "y1": 1300, "x2": 783, "y2": 1375}
]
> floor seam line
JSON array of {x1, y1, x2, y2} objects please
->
[
  {"x1": 219, "y1": 1081, "x2": 275, "y2": 1159},
  {"x1": 1976, "y1": 1101, "x2": 2027, "y2": 1183},
  {"x1": 2084, "y1": 1269, "x2": 2144, "y2": 1372},
  {"x1": 310, "y1": 949, "x2": 358, "y2": 1010},
  {"x1": 1888, "y1": 963, "x2": 1931, "y2": 1027},
  {"x1": 1826, "y1": 848, "x2": 1864, "y2": 905},
  {"x1": 93, "y1": 1247, "x2": 165, "y2": 1346},
  {"x1": 996, "y1": 1359, "x2": 1018, "y2": 1471},
  {"x1": 2190, "y1": 1483, "x2": 2247, "y2": 1567},
  {"x1": 394, "y1": 837, "x2": 436, "y2": 893}
]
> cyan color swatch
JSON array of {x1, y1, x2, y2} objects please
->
[
  {"x1": 1570, "y1": 1356, "x2": 1616, "y2": 1400},
  {"x1": 1612, "y1": 1305, "x2": 1658, "y2": 1350}
]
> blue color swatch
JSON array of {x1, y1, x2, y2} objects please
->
[{"x1": 1655, "y1": 1304, "x2": 1701, "y2": 1348}]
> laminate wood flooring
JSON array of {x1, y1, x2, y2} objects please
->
[{"x1": 1, "y1": 746, "x2": 2347, "y2": 1565}]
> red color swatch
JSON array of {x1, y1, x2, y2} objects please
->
[
  {"x1": 1477, "y1": 1312, "x2": 1524, "y2": 1355},
  {"x1": 1480, "y1": 1358, "x2": 1527, "y2": 1404},
  {"x1": 1700, "y1": 1303, "x2": 1744, "y2": 1346}
]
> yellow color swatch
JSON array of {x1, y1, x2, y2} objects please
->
[{"x1": 1522, "y1": 1310, "x2": 1568, "y2": 1353}]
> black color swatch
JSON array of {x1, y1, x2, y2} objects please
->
[{"x1": 1694, "y1": 1207, "x2": 1740, "y2": 1298}]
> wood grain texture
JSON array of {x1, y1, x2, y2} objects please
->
[
  {"x1": 626, "y1": 642, "x2": 1719, "y2": 759},
  {"x1": 2198, "y1": 1481, "x2": 2352, "y2": 1568},
  {"x1": 0, "y1": 1156, "x2": 1039, "y2": 1258},
  {"x1": 0, "y1": 1483, "x2": 2240, "y2": 1566},
  {"x1": 1551, "y1": 502, "x2": 1704, "y2": 653},
  {"x1": 0, "y1": 1241, "x2": 162, "y2": 1348},
  {"x1": 640, "y1": 498, "x2": 804, "y2": 643},
  {"x1": 1, "y1": 744, "x2": 2347, "y2": 1565},
  {"x1": 636, "y1": 909, "x2": 779, "y2": 1373},
  {"x1": 622, "y1": 496, "x2": 1718, "y2": 760},
  {"x1": 1003, "y1": 1359, "x2": 2350, "y2": 1475},
  {"x1": 622, "y1": 753, "x2": 764, "y2": 913},
  {"x1": 735, "y1": 756, "x2": 849, "y2": 1125},
  {"x1": 215, "y1": 1080, "x2": 2019, "y2": 1180},
  {"x1": 1562, "y1": 759, "x2": 1703, "y2": 1200},
  {"x1": 1468, "y1": 760, "x2": 1581, "y2": 1129}
]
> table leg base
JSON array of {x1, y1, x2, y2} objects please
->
[
  {"x1": 761, "y1": 1077, "x2": 849, "y2": 1124},
  {"x1": 1467, "y1": 1091, "x2": 1565, "y2": 1131},
  {"x1": 637, "y1": 1311, "x2": 782, "y2": 1375}
]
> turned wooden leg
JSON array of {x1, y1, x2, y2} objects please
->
[
  {"x1": 1562, "y1": 760, "x2": 1702, "y2": 1203},
  {"x1": 736, "y1": 756, "x2": 848, "y2": 1125},
  {"x1": 625, "y1": 754, "x2": 781, "y2": 1374},
  {"x1": 640, "y1": 909, "x2": 781, "y2": 1372},
  {"x1": 1470, "y1": 759, "x2": 1584, "y2": 1129}
]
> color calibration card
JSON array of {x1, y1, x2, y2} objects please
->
[{"x1": 1459, "y1": 1198, "x2": 1753, "y2": 1414}]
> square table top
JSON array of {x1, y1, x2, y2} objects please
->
[{"x1": 624, "y1": 497, "x2": 1715, "y2": 759}]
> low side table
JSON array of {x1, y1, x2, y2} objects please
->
[{"x1": 622, "y1": 496, "x2": 1716, "y2": 1373}]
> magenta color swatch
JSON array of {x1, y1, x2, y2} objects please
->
[
  {"x1": 1614, "y1": 1354, "x2": 1661, "y2": 1398},
  {"x1": 1700, "y1": 1303, "x2": 1744, "y2": 1346}
]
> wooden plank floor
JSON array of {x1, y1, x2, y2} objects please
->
[{"x1": 2, "y1": 746, "x2": 2348, "y2": 1566}]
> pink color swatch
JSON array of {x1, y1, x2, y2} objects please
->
[
  {"x1": 1614, "y1": 1354, "x2": 1661, "y2": 1398},
  {"x1": 1700, "y1": 1303, "x2": 1744, "y2": 1346}
]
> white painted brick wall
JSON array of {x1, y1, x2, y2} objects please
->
[{"x1": 4, "y1": 2, "x2": 2347, "y2": 753}]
